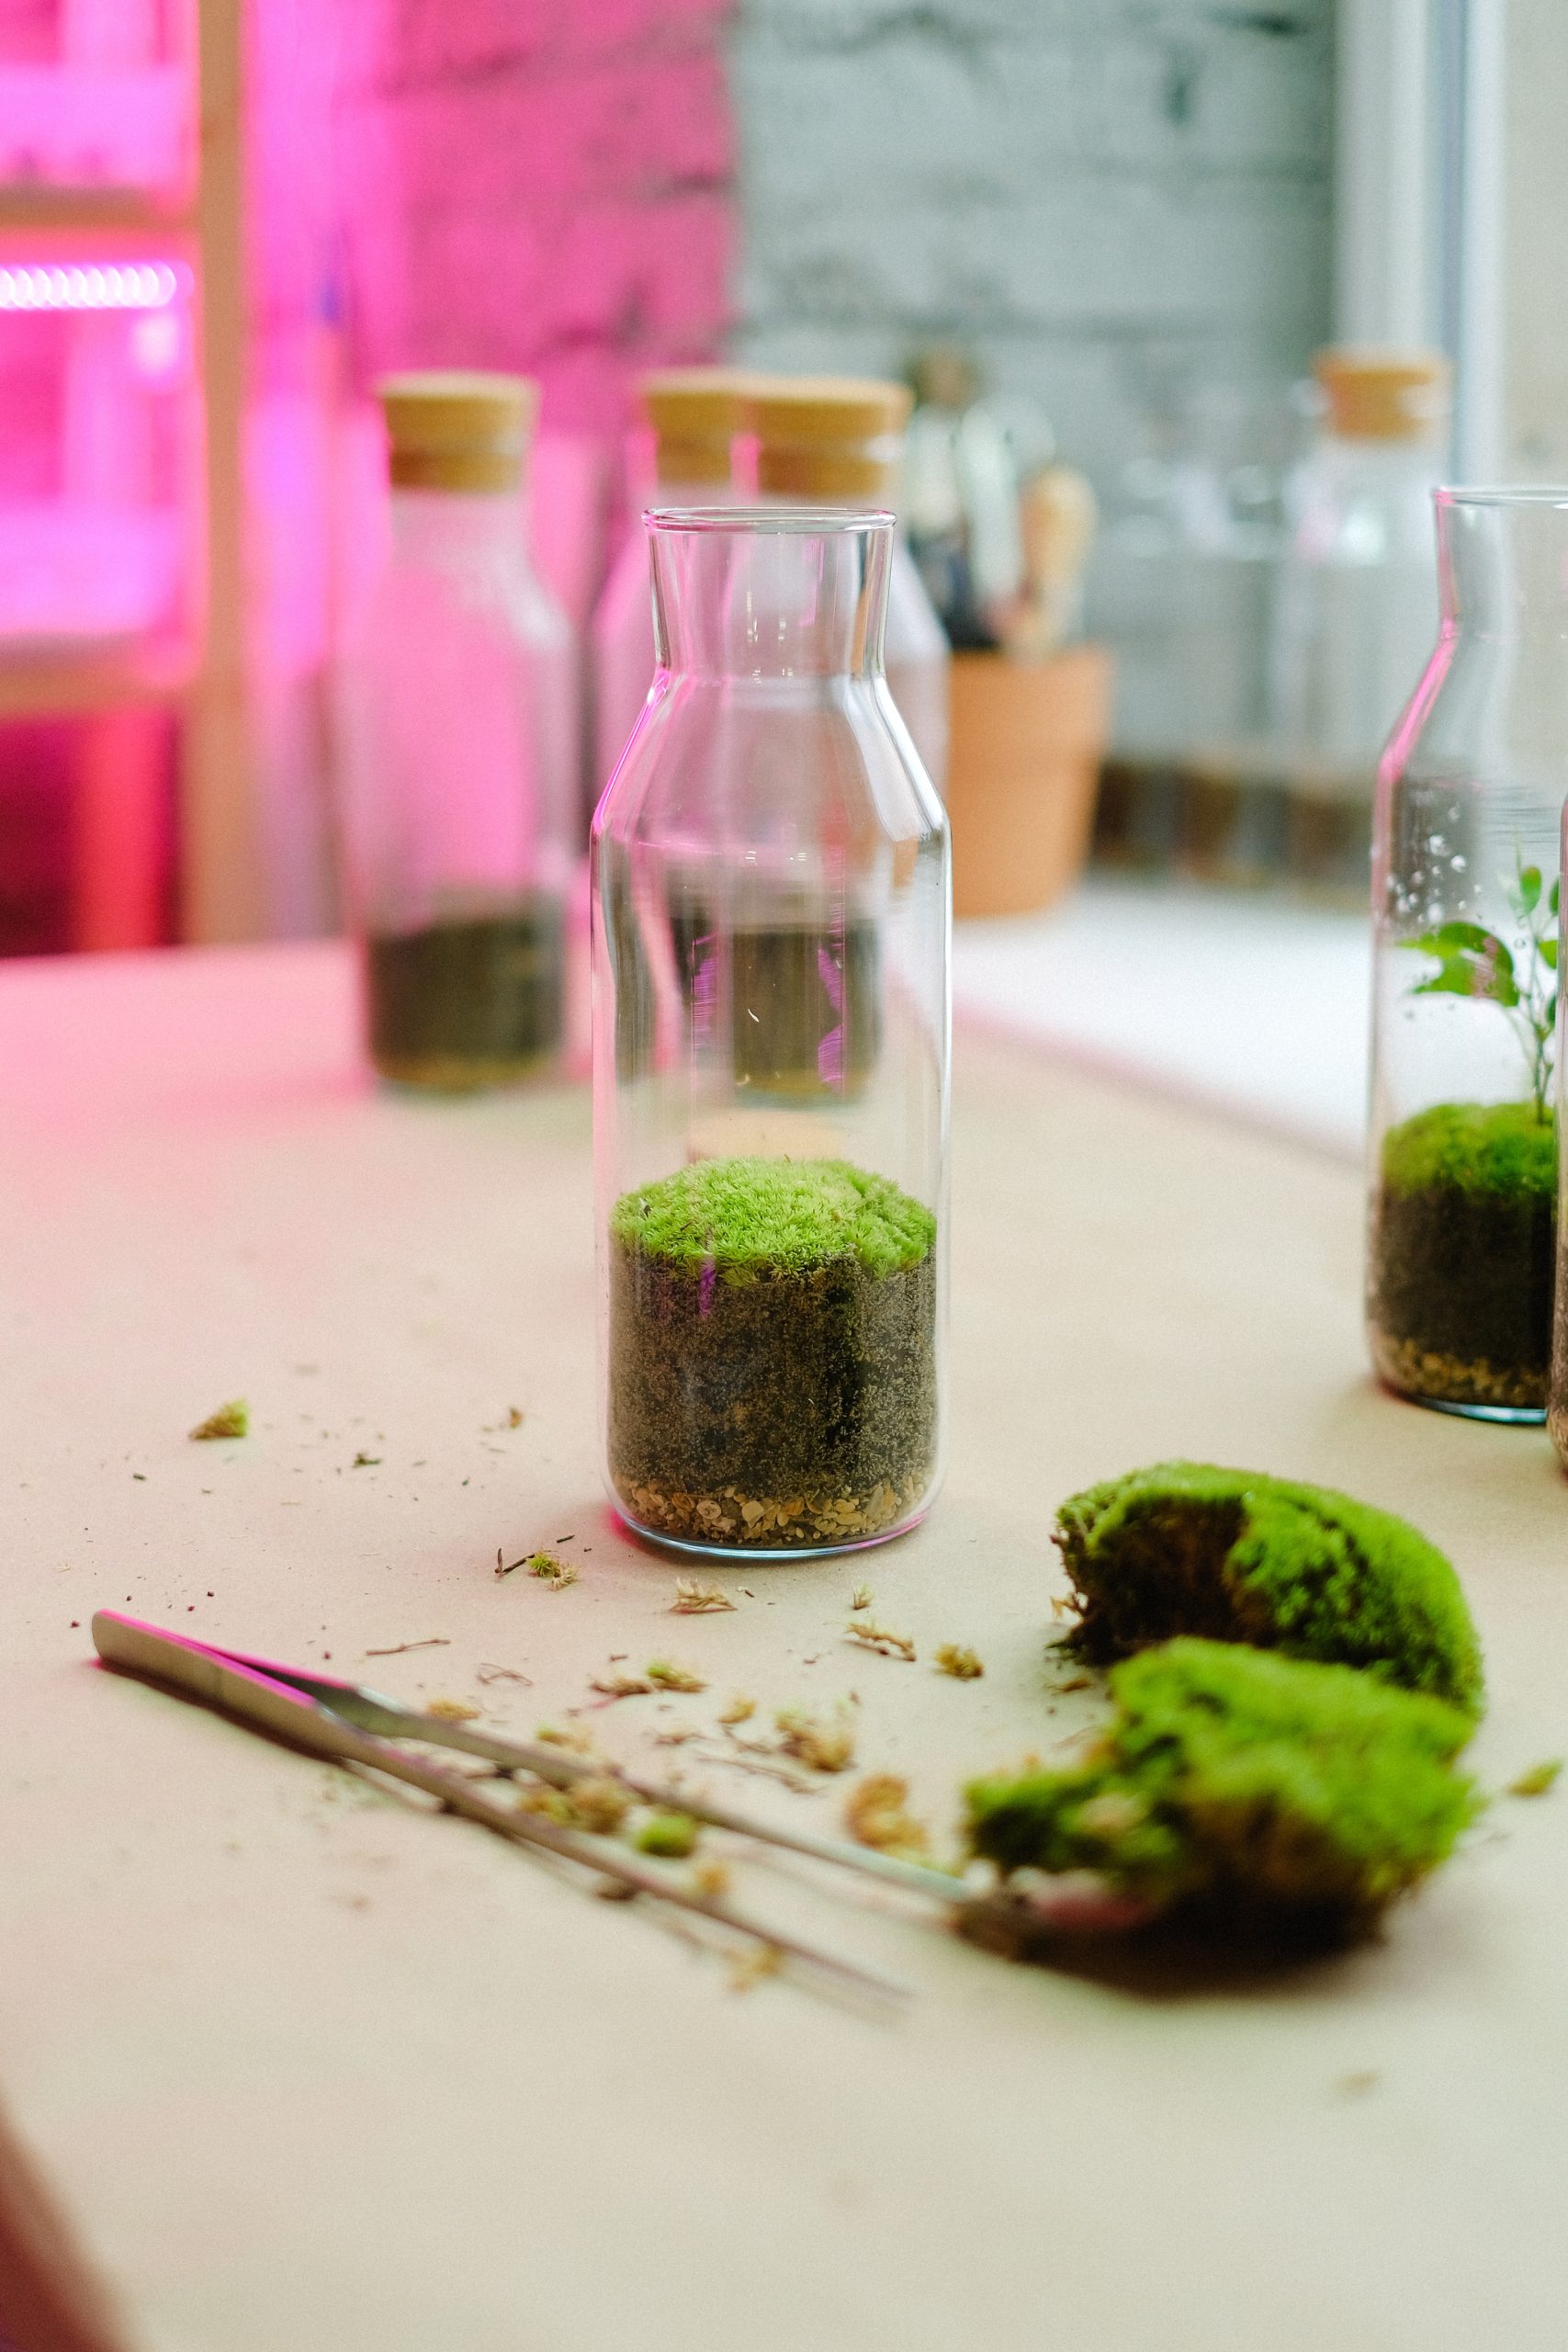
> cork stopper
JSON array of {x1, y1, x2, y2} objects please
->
[
  {"x1": 377, "y1": 370, "x2": 538, "y2": 492},
  {"x1": 750, "y1": 375, "x2": 913, "y2": 499},
  {"x1": 1313, "y1": 348, "x2": 1450, "y2": 443},
  {"x1": 640, "y1": 368, "x2": 749, "y2": 488}
]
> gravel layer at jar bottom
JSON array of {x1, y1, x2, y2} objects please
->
[
  {"x1": 1369, "y1": 1101, "x2": 1556, "y2": 1416},
  {"x1": 606, "y1": 1156, "x2": 939, "y2": 1552},
  {"x1": 365, "y1": 896, "x2": 563, "y2": 1091}
]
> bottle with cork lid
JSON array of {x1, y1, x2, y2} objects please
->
[
  {"x1": 1270, "y1": 345, "x2": 1451, "y2": 835},
  {"x1": 748, "y1": 375, "x2": 951, "y2": 793},
  {"x1": 592, "y1": 368, "x2": 750, "y2": 796},
  {"x1": 336, "y1": 368, "x2": 580, "y2": 1091}
]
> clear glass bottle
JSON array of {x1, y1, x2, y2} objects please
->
[
  {"x1": 1369, "y1": 488, "x2": 1568, "y2": 1422},
  {"x1": 592, "y1": 507, "x2": 949, "y2": 1557},
  {"x1": 750, "y1": 377, "x2": 951, "y2": 794},
  {"x1": 591, "y1": 368, "x2": 748, "y2": 798},
  {"x1": 1274, "y1": 349, "x2": 1450, "y2": 892},
  {"x1": 337, "y1": 372, "x2": 579, "y2": 1091}
]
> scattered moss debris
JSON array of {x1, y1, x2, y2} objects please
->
[
  {"x1": 424, "y1": 1697, "x2": 479, "y2": 1723},
  {"x1": 591, "y1": 1671, "x2": 654, "y2": 1701},
  {"x1": 934, "y1": 1643, "x2": 984, "y2": 1680},
  {"x1": 562, "y1": 1777, "x2": 631, "y2": 1835},
  {"x1": 846, "y1": 1619, "x2": 916, "y2": 1663},
  {"x1": 850, "y1": 1584, "x2": 874, "y2": 1611},
  {"x1": 535, "y1": 1723, "x2": 596, "y2": 1756},
  {"x1": 691, "y1": 1858, "x2": 732, "y2": 1899},
  {"x1": 190, "y1": 1400, "x2": 248, "y2": 1442},
  {"x1": 508, "y1": 1407, "x2": 525, "y2": 1428},
  {"x1": 647, "y1": 1660, "x2": 707, "y2": 1693},
  {"x1": 351, "y1": 1451, "x2": 381, "y2": 1468},
  {"x1": 607, "y1": 1157, "x2": 938, "y2": 1549},
  {"x1": 527, "y1": 1552, "x2": 578, "y2": 1591},
  {"x1": 476, "y1": 1661, "x2": 532, "y2": 1686},
  {"x1": 365, "y1": 1637, "x2": 448, "y2": 1657},
  {"x1": 844, "y1": 1773, "x2": 930, "y2": 1856},
  {"x1": 727, "y1": 1943, "x2": 782, "y2": 1993},
  {"x1": 1054, "y1": 1461, "x2": 1483, "y2": 1714},
  {"x1": 965, "y1": 1638, "x2": 1480, "y2": 1947},
  {"x1": 635, "y1": 1812, "x2": 699, "y2": 1860},
  {"x1": 671, "y1": 1580, "x2": 736, "y2": 1614},
  {"x1": 1371, "y1": 1101, "x2": 1556, "y2": 1413},
  {"x1": 1507, "y1": 1758, "x2": 1562, "y2": 1798},
  {"x1": 775, "y1": 1705, "x2": 856, "y2": 1774},
  {"x1": 718, "y1": 1694, "x2": 756, "y2": 1726}
]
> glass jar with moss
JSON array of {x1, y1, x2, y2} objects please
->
[
  {"x1": 592, "y1": 508, "x2": 949, "y2": 1555},
  {"x1": 1368, "y1": 489, "x2": 1568, "y2": 1420},
  {"x1": 337, "y1": 373, "x2": 578, "y2": 1091}
]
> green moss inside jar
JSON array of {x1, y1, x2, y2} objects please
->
[
  {"x1": 607, "y1": 1156, "x2": 938, "y2": 1552},
  {"x1": 1369, "y1": 1100, "x2": 1556, "y2": 1416}
]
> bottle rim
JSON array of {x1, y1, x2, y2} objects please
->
[
  {"x1": 1436, "y1": 484, "x2": 1568, "y2": 510},
  {"x1": 645, "y1": 503, "x2": 896, "y2": 537}
]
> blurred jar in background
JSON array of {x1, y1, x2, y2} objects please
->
[
  {"x1": 750, "y1": 377, "x2": 950, "y2": 792},
  {"x1": 1271, "y1": 348, "x2": 1450, "y2": 892},
  {"x1": 337, "y1": 372, "x2": 578, "y2": 1092},
  {"x1": 591, "y1": 369, "x2": 748, "y2": 800}
]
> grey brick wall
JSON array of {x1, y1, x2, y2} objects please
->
[{"x1": 727, "y1": 0, "x2": 1336, "y2": 482}]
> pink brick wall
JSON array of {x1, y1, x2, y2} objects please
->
[{"x1": 330, "y1": 0, "x2": 735, "y2": 437}]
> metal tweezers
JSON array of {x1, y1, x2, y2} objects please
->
[{"x1": 93, "y1": 1611, "x2": 961, "y2": 2002}]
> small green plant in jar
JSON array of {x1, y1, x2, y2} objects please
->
[{"x1": 1370, "y1": 860, "x2": 1558, "y2": 1415}]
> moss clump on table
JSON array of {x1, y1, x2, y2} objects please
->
[
  {"x1": 966, "y1": 1638, "x2": 1480, "y2": 1944},
  {"x1": 607, "y1": 1157, "x2": 937, "y2": 1549},
  {"x1": 1370, "y1": 1101, "x2": 1556, "y2": 1414},
  {"x1": 1053, "y1": 1461, "x2": 1483, "y2": 1715}
]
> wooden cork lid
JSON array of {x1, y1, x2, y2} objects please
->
[
  {"x1": 749, "y1": 375, "x2": 913, "y2": 497},
  {"x1": 639, "y1": 368, "x2": 750, "y2": 487},
  {"x1": 377, "y1": 371, "x2": 538, "y2": 492},
  {"x1": 1313, "y1": 348, "x2": 1450, "y2": 443}
]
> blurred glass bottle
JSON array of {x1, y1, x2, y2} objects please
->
[
  {"x1": 1272, "y1": 349, "x2": 1450, "y2": 889},
  {"x1": 591, "y1": 369, "x2": 748, "y2": 800},
  {"x1": 750, "y1": 376, "x2": 950, "y2": 792},
  {"x1": 337, "y1": 372, "x2": 578, "y2": 1091}
]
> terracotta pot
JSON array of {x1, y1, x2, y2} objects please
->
[{"x1": 944, "y1": 645, "x2": 1111, "y2": 918}]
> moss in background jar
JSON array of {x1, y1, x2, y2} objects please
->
[
  {"x1": 366, "y1": 892, "x2": 563, "y2": 1091},
  {"x1": 608, "y1": 1156, "x2": 937, "y2": 1550},
  {"x1": 1370, "y1": 1101, "x2": 1555, "y2": 1413}
]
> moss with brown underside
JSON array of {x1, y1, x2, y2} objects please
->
[
  {"x1": 1054, "y1": 1461, "x2": 1483, "y2": 1715},
  {"x1": 966, "y1": 1638, "x2": 1480, "y2": 1943}
]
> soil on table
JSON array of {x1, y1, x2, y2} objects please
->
[
  {"x1": 607, "y1": 1155, "x2": 937, "y2": 1549},
  {"x1": 366, "y1": 897, "x2": 562, "y2": 1091},
  {"x1": 1369, "y1": 1100, "x2": 1556, "y2": 1414}
]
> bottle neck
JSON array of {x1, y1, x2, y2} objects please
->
[
  {"x1": 1438, "y1": 493, "x2": 1568, "y2": 641},
  {"x1": 389, "y1": 486, "x2": 528, "y2": 568},
  {"x1": 649, "y1": 514, "x2": 893, "y2": 679}
]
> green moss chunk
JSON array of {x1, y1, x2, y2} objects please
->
[
  {"x1": 1382, "y1": 1101, "x2": 1556, "y2": 1199},
  {"x1": 634, "y1": 1811, "x2": 699, "y2": 1859},
  {"x1": 609, "y1": 1157, "x2": 935, "y2": 1282},
  {"x1": 966, "y1": 1638, "x2": 1480, "y2": 1940},
  {"x1": 1055, "y1": 1461, "x2": 1483, "y2": 1716}
]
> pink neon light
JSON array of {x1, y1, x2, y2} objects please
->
[{"x1": 0, "y1": 261, "x2": 185, "y2": 311}]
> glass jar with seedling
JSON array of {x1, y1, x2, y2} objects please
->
[
  {"x1": 592, "y1": 507, "x2": 949, "y2": 1556},
  {"x1": 1368, "y1": 489, "x2": 1568, "y2": 1419}
]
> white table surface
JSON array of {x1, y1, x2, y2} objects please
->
[
  {"x1": 954, "y1": 877, "x2": 1372, "y2": 1161},
  {"x1": 0, "y1": 938, "x2": 1563, "y2": 2352}
]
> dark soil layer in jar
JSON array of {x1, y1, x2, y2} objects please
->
[
  {"x1": 366, "y1": 896, "x2": 562, "y2": 1091},
  {"x1": 608, "y1": 1156, "x2": 937, "y2": 1549},
  {"x1": 669, "y1": 910, "x2": 880, "y2": 1101},
  {"x1": 1369, "y1": 1101, "x2": 1556, "y2": 1413}
]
